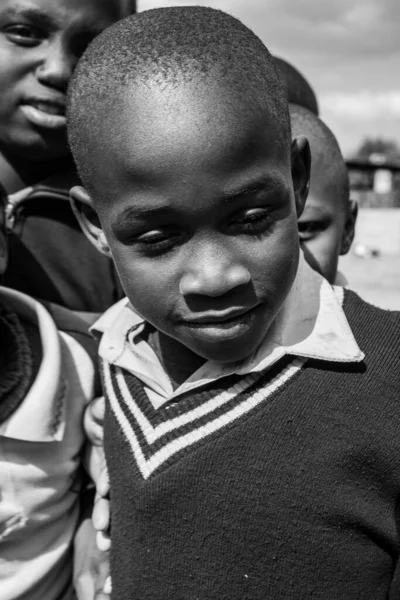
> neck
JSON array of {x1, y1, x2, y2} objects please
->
[
  {"x1": 148, "y1": 329, "x2": 206, "y2": 389},
  {"x1": 0, "y1": 148, "x2": 70, "y2": 194}
]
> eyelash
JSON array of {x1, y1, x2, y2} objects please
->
[
  {"x1": 229, "y1": 208, "x2": 272, "y2": 233},
  {"x1": 298, "y1": 220, "x2": 327, "y2": 241},
  {"x1": 132, "y1": 208, "x2": 273, "y2": 257},
  {"x1": 4, "y1": 23, "x2": 45, "y2": 47}
]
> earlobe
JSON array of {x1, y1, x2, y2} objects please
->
[
  {"x1": 70, "y1": 185, "x2": 111, "y2": 257},
  {"x1": 291, "y1": 135, "x2": 311, "y2": 218},
  {"x1": 340, "y1": 199, "x2": 358, "y2": 255}
]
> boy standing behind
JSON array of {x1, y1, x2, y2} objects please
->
[
  {"x1": 68, "y1": 8, "x2": 400, "y2": 599},
  {"x1": 0, "y1": 185, "x2": 98, "y2": 599},
  {"x1": 290, "y1": 104, "x2": 358, "y2": 284},
  {"x1": 0, "y1": 0, "x2": 129, "y2": 311}
]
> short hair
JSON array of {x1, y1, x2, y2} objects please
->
[
  {"x1": 274, "y1": 57, "x2": 319, "y2": 116},
  {"x1": 289, "y1": 104, "x2": 349, "y2": 211},
  {"x1": 67, "y1": 6, "x2": 290, "y2": 186}
]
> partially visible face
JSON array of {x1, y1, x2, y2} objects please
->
[
  {"x1": 298, "y1": 177, "x2": 347, "y2": 284},
  {"x1": 0, "y1": 184, "x2": 7, "y2": 273},
  {"x1": 0, "y1": 0, "x2": 122, "y2": 161},
  {"x1": 85, "y1": 83, "x2": 308, "y2": 363}
]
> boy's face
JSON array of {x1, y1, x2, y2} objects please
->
[
  {"x1": 298, "y1": 177, "x2": 355, "y2": 284},
  {"x1": 74, "y1": 84, "x2": 310, "y2": 363},
  {"x1": 0, "y1": 0, "x2": 122, "y2": 161}
]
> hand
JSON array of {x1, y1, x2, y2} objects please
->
[
  {"x1": 84, "y1": 396, "x2": 112, "y2": 587},
  {"x1": 73, "y1": 512, "x2": 111, "y2": 600},
  {"x1": 90, "y1": 445, "x2": 111, "y2": 553},
  {"x1": 84, "y1": 395, "x2": 106, "y2": 447}
]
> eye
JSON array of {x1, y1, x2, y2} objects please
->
[
  {"x1": 4, "y1": 23, "x2": 45, "y2": 47},
  {"x1": 132, "y1": 229, "x2": 183, "y2": 256},
  {"x1": 228, "y1": 208, "x2": 273, "y2": 235},
  {"x1": 298, "y1": 220, "x2": 325, "y2": 241}
]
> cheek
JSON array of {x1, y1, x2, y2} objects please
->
[
  {"x1": 0, "y1": 59, "x2": 15, "y2": 113},
  {"x1": 0, "y1": 43, "x2": 28, "y2": 87},
  {"x1": 306, "y1": 230, "x2": 341, "y2": 264},
  {"x1": 110, "y1": 247, "x2": 179, "y2": 320},
  {"x1": 249, "y1": 220, "x2": 300, "y2": 299},
  {"x1": 0, "y1": 46, "x2": 32, "y2": 123},
  {"x1": 302, "y1": 230, "x2": 342, "y2": 282}
]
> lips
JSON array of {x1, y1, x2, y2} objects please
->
[
  {"x1": 20, "y1": 97, "x2": 67, "y2": 130},
  {"x1": 183, "y1": 306, "x2": 256, "y2": 326},
  {"x1": 180, "y1": 305, "x2": 261, "y2": 342}
]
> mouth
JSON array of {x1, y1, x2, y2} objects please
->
[
  {"x1": 20, "y1": 97, "x2": 66, "y2": 129},
  {"x1": 183, "y1": 307, "x2": 257, "y2": 326},
  {"x1": 181, "y1": 305, "x2": 261, "y2": 341}
]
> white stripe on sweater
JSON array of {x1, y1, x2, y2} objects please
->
[{"x1": 106, "y1": 357, "x2": 306, "y2": 479}]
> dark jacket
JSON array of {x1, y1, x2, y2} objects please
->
[{"x1": 3, "y1": 168, "x2": 123, "y2": 312}]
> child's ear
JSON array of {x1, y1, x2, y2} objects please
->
[
  {"x1": 291, "y1": 135, "x2": 311, "y2": 218},
  {"x1": 340, "y1": 199, "x2": 358, "y2": 256},
  {"x1": 70, "y1": 186, "x2": 111, "y2": 257}
]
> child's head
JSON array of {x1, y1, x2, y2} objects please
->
[
  {"x1": 68, "y1": 7, "x2": 310, "y2": 364},
  {"x1": 290, "y1": 105, "x2": 357, "y2": 284},
  {"x1": 0, "y1": 0, "x2": 130, "y2": 163},
  {"x1": 273, "y1": 57, "x2": 319, "y2": 116}
]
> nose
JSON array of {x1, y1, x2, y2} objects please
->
[
  {"x1": 179, "y1": 241, "x2": 251, "y2": 297},
  {"x1": 36, "y1": 39, "x2": 75, "y2": 92}
]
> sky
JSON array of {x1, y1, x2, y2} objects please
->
[{"x1": 138, "y1": 0, "x2": 400, "y2": 157}]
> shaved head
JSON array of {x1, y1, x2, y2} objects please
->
[
  {"x1": 67, "y1": 6, "x2": 290, "y2": 188},
  {"x1": 290, "y1": 104, "x2": 349, "y2": 211},
  {"x1": 274, "y1": 57, "x2": 319, "y2": 116}
]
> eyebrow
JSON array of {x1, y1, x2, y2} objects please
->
[
  {"x1": 112, "y1": 176, "x2": 284, "y2": 228},
  {"x1": 300, "y1": 202, "x2": 331, "y2": 215},
  {"x1": 1, "y1": 5, "x2": 57, "y2": 30},
  {"x1": 112, "y1": 205, "x2": 173, "y2": 231},
  {"x1": 222, "y1": 176, "x2": 283, "y2": 202}
]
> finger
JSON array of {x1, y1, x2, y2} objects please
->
[
  {"x1": 93, "y1": 496, "x2": 110, "y2": 532},
  {"x1": 97, "y1": 530, "x2": 111, "y2": 552},
  {"x1": 90, "y1": 396, "x2": 106, "y2": 423},
  {"x1": 97, "y1": 463, "x2": 110, "y2": 498},
  {"x1": 103, "y1": 576, "x2": 112, "y2": 595},
  {"x1": 7, "y1": 186, "x2": 34, "y2": 205},
  {"x1": 94, "y1": 574, "x2": 112, "y2": 600},
  {"x1": 84, "y1": 403, "x2": 104, "y2": 446},
  {"x1": 86, "y1": 444, "x2": 107, "y2": 485}
]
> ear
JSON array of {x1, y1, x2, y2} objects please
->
[
  {"x1": 291, "y1": 135, "x2": 311, "y2": 219},
  {"x1": 70, "y1": 186, "x2": 111, "y2": 257},
  {"x1": 340, "y1": 199, "x2": 358, "y2": 256}
]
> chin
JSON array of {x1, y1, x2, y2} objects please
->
[
  {"x1": 190, "y1": 334, "x2": 263, "y2": 364},
  {"x1": 10, "y1": 130, "x2": 69, "y2": 162}
]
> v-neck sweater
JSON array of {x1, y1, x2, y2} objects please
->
[{"x1": 103, "y1": 290, "x2": 400, "y2": 600}]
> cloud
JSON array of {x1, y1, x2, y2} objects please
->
[
  {"x1": 321, "y1": 91, "x2": 400, "y2": 120},
  {"x1": 137, "y1": 0, "x2": 400, "y2": 151}
]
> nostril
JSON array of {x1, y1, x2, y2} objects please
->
[{"x1": 179, "y1": 266, "x2": 251, "y2": 297}]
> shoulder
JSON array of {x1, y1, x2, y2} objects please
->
[
  {"x1": 59, "y1": 331, "x2": 96, "y2": 406},
  {"x1": 46, "y1": 302, "x2": 101, "y2": 398},
  {"x1": 343, "y1": 289, "x2": 400, "y2": 333},
  {"x1": 343, "y1": 289, "x2": 400, "y2": 370}
]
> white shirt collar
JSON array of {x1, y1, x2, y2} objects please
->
[
  {"x1": 0, "y1": 287, "x2": 66, "y2": 442},
  {"x1": 92, "y1": 253, "x2": 364, "y2": 409}
]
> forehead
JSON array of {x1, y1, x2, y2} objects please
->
[
  {"x1": 0, "y1": 0, "x2": 122, "y2": 28},
  {"x1": 303, "y1": 181, "x2": 344, "y2": 219},
  {"x1": 88, "y1": 81, "x2": 290, "y2": 200}
]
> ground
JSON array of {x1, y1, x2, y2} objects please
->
[{"x1": 339, "y1": 208, "x2": 400, "y2": 311}]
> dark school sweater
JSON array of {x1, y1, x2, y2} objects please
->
[
  {"x1": 3, "y1": 168, "x2": 123, "y2": 312},
  {"x1": 103, "y1": 290, "x2": 400, "y2": 600}
]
